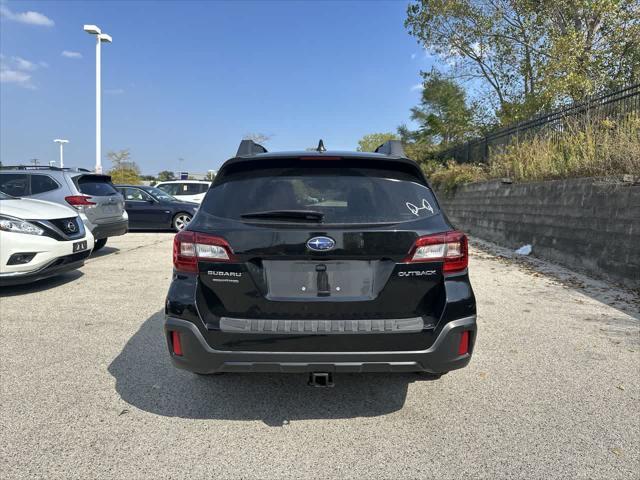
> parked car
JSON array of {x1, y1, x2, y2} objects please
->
[
  {"x1": 115, "y1": 185, "x2": 199, "y2": 231},
  {"x1": 155, "y1": 180, "x2": 210, "y2": 203},
  {"x1": 0, "y1": 191, "x2": 94, "y2": 286},
  {"x1": 164, "y1": 140, "x2": 477, "y2": 385},
  {"x1": 0, "y1": 166, "x2": 127, "y2": 251}
]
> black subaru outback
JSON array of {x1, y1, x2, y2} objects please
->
[{"x1": 164, "y1": 140, "x2": 476, "y2": 384}]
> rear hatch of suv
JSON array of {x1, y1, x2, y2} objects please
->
[
  {"x1": 180, "y1": 157, "x2": 461, "y2": 352},
  {"x1": 70, "y1": 174, "x2": 124, "y2": 225}
]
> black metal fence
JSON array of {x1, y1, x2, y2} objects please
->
[{"x1": 437, "y1": 83, "x2": 640, "y2": 164}]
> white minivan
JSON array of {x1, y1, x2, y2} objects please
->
[{"x1": 155, "y1": 180, "x2": 211, "y2": 204}]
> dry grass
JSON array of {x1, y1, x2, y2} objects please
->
[
  {"x1": 426, "y1": 161, "x2": 488, "y2": 192},
  {"x1": 427, "y1": 116, "x2": 640, "y2": 189},
  {"x1": 489, "y1": 117, "x2": 640, "y2": 181}
]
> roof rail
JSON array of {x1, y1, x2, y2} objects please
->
[
  {"x1": 236, "y1": 139, "x2": 268, "y2": 157},
  {"x1": 0, "y1": 165, "x2": 63, "y2": 171},
  {"x1": 0, "y1": 165, "x2": 93, "y2": 172},
  {"x1": 374, "y1": 140, "x2": 405, "y2": 157}
]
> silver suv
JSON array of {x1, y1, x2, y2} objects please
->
[{"x1": 0, "y1": 166, "x2": 128, "y2": 251}]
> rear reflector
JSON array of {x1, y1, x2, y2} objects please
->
[
  {"x1": 299, "y1": 156, "x2": 342, "y2": 161},
  {"x1": 404, "y1": 230, "x2": 468, "y2": 273},
  {"x1": 171, "y1": 331, "x2": 183, "y2": 356},
  {"x1": 458, "y1": 330, "x2": 470, "y2": 355},
  {"x1": 173, "y1": 230, "x2": 234, "y2": 272}
]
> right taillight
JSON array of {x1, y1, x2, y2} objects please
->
[
  {"x1": 173, "y1": 230, "x2": 234, "y2": 273},
  {"x1": 65, "y1": 195, "x2": 96, "y2": 209},
  {"x1": 404, "y1": 230, "x2": 468, "y2": 273}
]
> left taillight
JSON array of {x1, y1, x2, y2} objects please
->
[
  {"x1": 173, "y1": 230, "x2": 234, "y2": 273},
  {"x1": 404, "y1": 230, "x2": 468, "y2": 273},
  {"x1": 65, "y1": 195, "x2": 96, "y2": 209}
]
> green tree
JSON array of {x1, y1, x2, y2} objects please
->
[
  {"x1": 405, "y1": 0, "x2": 640, "y2": 123},
  {"x1": 406, "y1": 0, "x2": 544, "y2": 122},
  {"x1": 409, "y1": 71, "x2": 477, "y2": 146},
  {"x1": 106, "y1": 149, "x2": 141, "y2": 185},
  {"x1": 157, "y1": 170, "x2": 175, "y2": 182},
  {"x1": 538, "y1": 0, "x2": 640, "y2": 102},
  {"x1": 356, "y1": 132, "x2": 400, "y2": 152},
  {"x1": 398, "y1": 123, "x2": 436, "y2": 164}
]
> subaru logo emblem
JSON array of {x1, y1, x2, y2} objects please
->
[
  {"x1": 66, "y1": 220, "x2": 77, "y2": 232},
  {"x1": 307, "y1": 236, "x2": 335, "y2": 252}
]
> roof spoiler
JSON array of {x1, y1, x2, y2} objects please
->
[
  {"x1": 374, "y1": 140, "x2": 405, "y2": 156},
  {"x1": 236, "y1": 139, "x2": 268, "y2": 157}
]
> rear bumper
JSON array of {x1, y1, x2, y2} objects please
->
[
  {"x1": 164, "y1": 315, "x2": 477, "y2": 374},
  {"x1": 91, "y1": 218, "x2": 128, "y2": 239}
]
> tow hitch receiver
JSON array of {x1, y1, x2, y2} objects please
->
[{"x1": 308, "y1": 372, "x2": 334, "y2": 387}]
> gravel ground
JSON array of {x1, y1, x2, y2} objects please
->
[{"x1": 1, "y1": 232, "x2": 638, "y2": 479}]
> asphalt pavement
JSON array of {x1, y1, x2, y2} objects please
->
[{"x1": 1, "y1": 233, "x2": 638, "y2": 479}]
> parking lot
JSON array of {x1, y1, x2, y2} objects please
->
[{"x1": 1, "y1": 232, "x2": 638, "y2": 479}]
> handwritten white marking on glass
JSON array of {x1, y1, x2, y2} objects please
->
[{"x1": 406, "y1": 198, "x2": 434, "y2": 216}]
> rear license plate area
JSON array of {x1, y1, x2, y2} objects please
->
[
  {"x1": 263, "y1": 261, "x2": 375, "y2": 300},
  {"x1": 102, "y1": 205, "x2": 119, "y2": 214},
  {"x1": 73, "y1": 240, "x2": 88, "y2": 253}
]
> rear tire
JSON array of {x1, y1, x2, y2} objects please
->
[
  {"x1": 93, "y1": 238, "x2": 108, "y2": 251},
  {"x1": 172, "y1": 212, "x2": 192, "y2": 231}
]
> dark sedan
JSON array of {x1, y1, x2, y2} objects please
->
[{"x1": 115, "y1": 185, "x2": 199, "y2": 231}]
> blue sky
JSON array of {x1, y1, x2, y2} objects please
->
[{"x1": 1, "y1": 0, "x2": 434, "y2": 175}]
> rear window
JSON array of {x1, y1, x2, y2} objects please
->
[
  {"x1": 201, "y1": 164, "x2": 439, "y2": 224},
  {"x1": 75, "y1": 175, "x2": 118, "y2": 196}
]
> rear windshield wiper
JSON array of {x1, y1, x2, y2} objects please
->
[{"x1": 240, "y1": 210, "x2": 325, "y2": 222}]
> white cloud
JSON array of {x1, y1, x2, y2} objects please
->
[
  {"x1": 0, "y1": 55, "x2": 44, "y2": 89},
  {"x1": 410, "y1": 83, "x2": 424, "y2": 92},
  {"x1": 13, "y1": 56, "x2": 36, "y2": 71},
  {"x1": 0, "y1": 5, "x2": 54, "y2": 26},
  {"x1": 62, "y1": 50, "x2": 82, "y2": 59},
  {"x1": 105, "y1": 88, "x2": 125, "y2": 95},
  {"x1": 0, "y1": 68, "x2": 35, "y2": 88},
  {"x1": 411, "y1": 53, "x2": 417, "y2": 60}
]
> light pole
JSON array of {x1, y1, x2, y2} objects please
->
[
  {"x1": 53, "y1": 139, "x2": 69, "y2": 168},
  {"x1": 83, "y1": 24, "x2": 112, "y2": 174}
]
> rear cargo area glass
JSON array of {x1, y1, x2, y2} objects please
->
[
  {"x1": 75, "y1": 175, "x2": 119, "y2": 196},
  {"x1": 201, "y1": 165, "x2": 439, "y2": 224}
]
